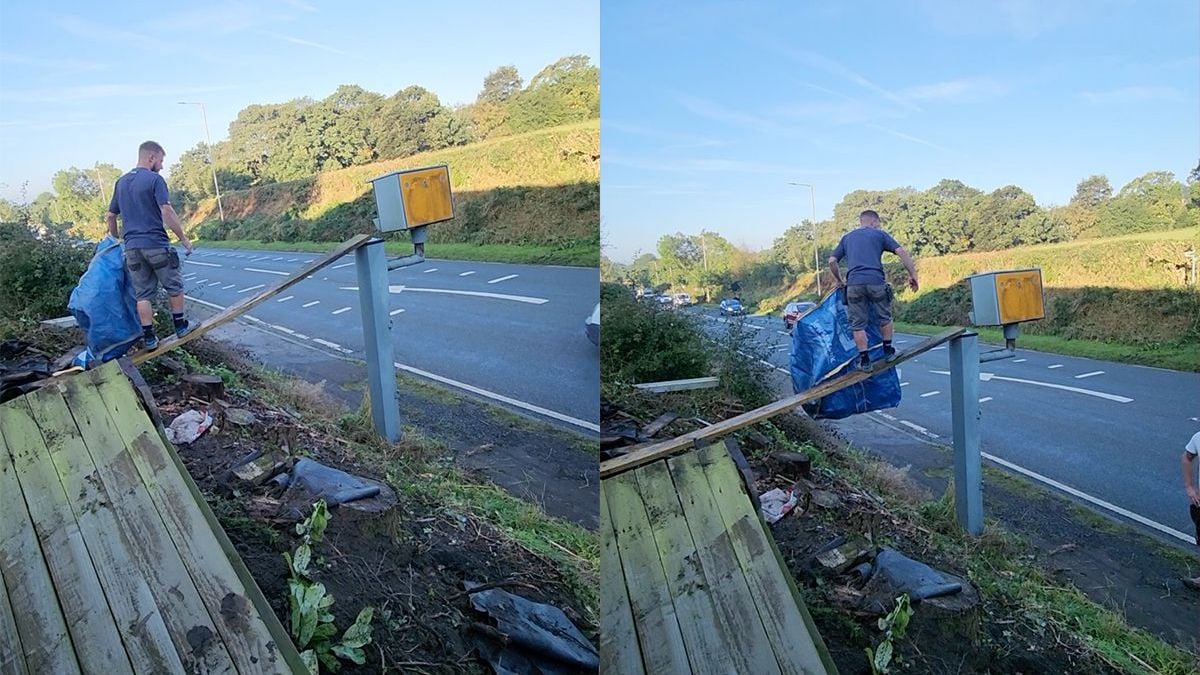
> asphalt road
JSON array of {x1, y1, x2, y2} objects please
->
[
  {"x1": 179, "y1": 246, "x2": 600, "y2": 433},
  {"x1": 691, "y1": 306, "x2": 1200, "y2": 542}
]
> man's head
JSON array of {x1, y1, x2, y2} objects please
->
[
  {"x1": 859, "y1": 209, "x2": 880, "y2": 228},
  {"x1": 138, "y1": 140, "x2": 165, "y2": 172}
]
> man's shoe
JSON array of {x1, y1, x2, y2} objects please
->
[
  {"x1": 143, "y1": 335, "x2": 159, "y2": 351},
  {"x1": 856, "y1": 359, "x2": 873, "y2": 373},
  {"x1": 883, "y1": 345, "x2": 899, "y2": 362},
  {"x1": 175, "y1": 321, "x2": 195, "y2": 339}
]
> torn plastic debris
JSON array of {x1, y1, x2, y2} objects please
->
[
  {"x1": 277, "y1": 458, "x2": 396, "y2": 521},
  {"x1": 165, "y1": 410, "x2": 214, "y2": 444},
  {"x1": 465, "y1": 581, "x2": 599, "y2": 674},
  {"x1": 0, "y1": 348, "x2": 50, "y2": 404},
  {"x1": 859, "y1": 547, "x2": 968, "y2": 615},
  {"x1": 759, "y1": 487, "x2": 799, "y2": 524},
  {"x1": 67, "y1": 236, "x2": 143, "y2": 368}
]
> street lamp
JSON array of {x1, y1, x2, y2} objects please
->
[
  {"x1": 178, "y1": 101, "x2": 225, "y2": 223},
  {"x1": 788, "y1": 181, "x2": 820, "y2": 296}
]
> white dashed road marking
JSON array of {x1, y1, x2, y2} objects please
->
[
  {"x1": 237, "y1": 284, "x2": 266, "y2": 294},
  {"x1": 331, "y1": 306, "x2": 351, "y2": 315},
  {"x1": 487, "y1": 274, "x2": 518, "y2": 284},
  {"x1": 980, "y1": 397, "x2": 993, "y2": 403},
  {"x1": 423, "y1": 268, "x2": 438, "y2": 273},
  {"x1": 1048, "y1": 364, "x2": 1063, "y2": 369},
  {"x1": 331, "y1": 262, "x2": 354, "y2": 270},
  {"x1": 341, "y1": 286, "x2": 549, "y2": 305},
  {"x1": 1075, "y1": 371, "x2": 1104, "y2": 379},
  {"x1": 221, "y1": 284, "x2": 236, "y2": 290},
  {"x1": 1013, "y1": 358, "x2": 1027, "y2": 363},
  {"x1": 244, "y1": 267, "x2": 290, "y2": 276},
  {"x1": 277, "y1": 295, "x2": 294, "y2": 303},
  {"x1": 920, "y1": 390, "x2": 940, "y2": 398},
  {"x1": 302, "y1": 300, "x2": 320, "y2": 308},
  {"x1": 195, "y1": 278, "x2": 208, "y2": 284},
  {"x1": 900, "y1": 420, "x2": 938, "y2": 438},
  {"x1": 186, "y1": 260, "x2": 221, "y2": 267},
  {"x1": 208, "y1": 282, "x2": 222, "y2": 287},
  {"x1": 390, "y1": 308, "x2": 405, "y2": 316},
  {"x1": 459, "y1": 271, "x2": 476, "y2": 277}
]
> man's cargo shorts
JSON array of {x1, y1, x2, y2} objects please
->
[
  {"x1": 123, "y1": 247, "x2": 184, "y2": 301},
  {"x1": 846, "y1": 283, "x2": 893, "y2": 331}
]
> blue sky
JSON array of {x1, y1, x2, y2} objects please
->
[
  {"x1": 0, "y1": 1, "x2": 598, "y2": 201},
  {"x1": 602, "y1": 0, "x2": 1199, "y2": 262}
]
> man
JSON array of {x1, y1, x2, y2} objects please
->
[
  {"x1": 828, "y1": 209, "x2": 919, "y2": 372},
  {"x1": 1183, "y1": 430, "x2": 1200, "y2": 590},
  {"x1": 106, "y1": 140, "x2": 194, "y2": 350}
]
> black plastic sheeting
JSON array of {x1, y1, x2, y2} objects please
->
[
  {"x1": 466, "y1": 582, "x2": 599, "y2": 674},
  {"x1": 789, "y1": 288, "x2": 902, "y2": 419},
  {"x1": 276, "y1": 457, "x2": 396, "y2": 521},
  {"x1": 0, "y1": 340, "x2": 50, "y2": 404},
  {"x1": 859, "y1": 547, "x2": 965, "y2": 615}
]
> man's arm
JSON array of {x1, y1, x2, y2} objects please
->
[
  {"x1": 160, "y1": 204, "x2": 192, "y2": 254},
  {"x1": 895, "y1": 246, "x2": 919, "y2": 292},
  {"x1": 1184, "y1": 451, "x2": 1200, "y2": 506},
  {"x1": 105, "y1": 212, "x2": 119, "y2": 239},
  {"x1": 827, "y1": 256, "x2": 843, "y2": 287}
]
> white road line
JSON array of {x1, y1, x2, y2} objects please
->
[
  {"x1": 878, "y1": 412, "x2": 897, "y2": 421},
  {"x1": 459, "y1": 271, "x2": 476, "y2": 277},
  {"x1": 186, "y1": 260, "x2": 221, "y2": 267},
  {"x1": 487, "y1": 274, "x2": 519, "y2": 284},
  {"x1": 251, "y1": 256, "x2": 271, "y2": 261},
  {"x1": 221, "y1": 284, "x2": 236, "y2": 290},
  {"x1": 980, "y1": 397, "x2": 993, "y2": 403},
  {"x1": 277, "y1": 295, "x2": 294, "y2": 303},
  {"x1": 313, "y1": 338, "x2": 343, "y2": 350},
  {"x1": 245, "y1": 315, "x2": 264, "y2": 324},
  {"x1": 899, "y1": 420, "x2": 938, "y2": 438},
  {"x1": 393, "y1": 360, "x2": 600, "y2": 433},
  {"x1": 331, "y1": 306, "x2": 351, "y2": 315},
  {"x1": 900, "y1": 382, "x2": 909, "y2": 387},
  {"x1": 389, "y1": 308, "x2": 405, "y2": 316},
  {"x1": 272, "y1": 257, "x2": 285, "y2": 261},
  {"x1": 195, "y1": 278, "x2": 208, "y2": 284},
  {"x1": 244, "y1": 267, "x2": 290, "y2": 276},
  {"x1": 288, "y1": 258, "x2": 300, "y2": 262},
  {"x1": 777, "y1": 330, "x2": 790, "y2": 336},
  {"x1": 982, "y1": 452, "x2": 1194, "y2": 544},
  {"x1": 208, "y1": 282, "x2": 222, "y2": 287},
  {"x1": 188, "y1": 298, "x2": 226, "y2": 311},
  {"x1": 302, "y1": 300, "x2": 320, "y2": 308},
  {"x1": 423, "y1": 268, "x2": 438, "y2": 273},
  {"x1": 1013, "y1": 358, "x2": 1027, "y2": 363},
  {"x1": 182, "y1": 273, "x2": 197, "y2": 279},
  {"x1": 1048, "y1": 364, "x2": 1063, "y2": 369},
  {"x1": 293, "y1": 333, "x2": 310, "y2": 340},
  {"x1": 271, "y1": 325, "x2": 295, "y2": 334},
  {"x1": 342, "y1": 285, "x2": 549, "y2": 305},
  {"x1": 928, "y1": 369, "x2": 1132, "y2": 403},
  {"x1": 920, "y1": 390, "x2": 940, "y2": 398},
  {"x1": 331, "y1": 262, "x2": 354, "y2": 270},
  {"x1": 237, "y1": 284, "x2": 266, "y2": 294},
  {"x1": 932, "y1": 345, "x2": 946, "y2": 351},
  {"x1": 1075, "y1": 371, "x2": 1104, "y2": 379}
]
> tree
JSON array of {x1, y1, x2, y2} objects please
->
[
  {"x1": 1187, "y1": 160, "x2": 1200, "y2": 209},
  {"x1": 0, "y1": 199, "x2": 20, "y2": 223},
  {"x1": 1096, "y1": 171, "x2": 1189, "y2": 234},
  {"x1": 477, "y1": 66, "x2": 523, "y2": 104},
  {"x1": 1071, "y1": 175, "x2": 1112, "y2": 208},
  {"x1": 506, "y1": 55, "x2": 599, "y2": 133}
]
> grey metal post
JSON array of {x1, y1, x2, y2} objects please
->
[
  {"x1": 949, "y1": 332, "x2": 982, "y2": 535},
  {"x1": 356, "y1": 238, "x2": 401, "y2": 442}
]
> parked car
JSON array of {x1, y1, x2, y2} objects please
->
[
  {"x1": 585, "y1": 303, "x2": 599, "y2": 345},
  {"x1": 656, "y1": 294, "x2": 675, "y2": 308},
  {"x1": 719, "y1": 298, "x2": 744, "y2": 315},
  {"x1": 672, "y1": 292, "x2": 692, "y2": 308},
  {"x1": 783, "y1": 301, "x2": 817, "y2": 332}
]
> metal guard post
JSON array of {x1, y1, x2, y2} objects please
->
[
  {"x1": 356, "y1": 238, "x2": 401, "y2": 441},
  {"x1": 949, "y1": 332, "x2": 983, "y2": 535}
]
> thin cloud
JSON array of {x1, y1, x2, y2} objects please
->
[
  {"x1": 866, "y1": 123, "x2": 950, "y2": 152},
  {"x1": 260, "y1": 30, "x2": 346, "y2": 55},
  {"x1": 603, "y1": 120, "x2": 724, "y2": 149},
  {"x1": 0, "y1": 53, "x2": 107, "y2": 71},
  {"x1": 276, "y1": 0, "x2": 318, "y2": 11},
  {"x1": 1081, "y1": 85, "x2": 1181, "y2": 104},
  {"x1": 151, "y1": 6, "x2": 282, "y2": 35},
  {"x1": 901, "y1": 77, "x2": 1010, "y2": 103},
  {"x1": 1, "y1": 83, "x2": 234, "y2": 104},
  {"x1": 606, "y1": 153, "x2": 840, "y2": 176},
  {"x1": 57, "y1": 15, "x2": 155, "y2": 47},
  {"x1": 757, "y1": 38, "x2": 920, "y2": 112},
  {"x1": 678, "y1": 96, "x2": 803, "y2": 139}
]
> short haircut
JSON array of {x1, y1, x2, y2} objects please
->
[
  {"x1": 860, "y1": 209, "x2": 880, "y2": 220},
  {"x1": 139, "y1": 140, "x2": 165, "y2": 155}
]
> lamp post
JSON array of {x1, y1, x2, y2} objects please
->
[
  {"x1": 788, "y1": 182, "x2": 820, "y2": 296},
  {"x1": 178, "y1": 101, "x2": 225, "y2": 223}
]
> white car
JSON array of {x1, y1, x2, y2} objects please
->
[
  {"x1": 586, "y1": 303, "x2": 599, "y2": 345},
  {"x1": 672, "y1": 292, "x2": 692, "y2": 308}
]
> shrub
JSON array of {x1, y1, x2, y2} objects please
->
[
  {"x1": 0, "y1": 224, "x2": 90, "y2": 321},
  {"x1": 599, "y1": 282, "x2": 708, "y2": 385}
]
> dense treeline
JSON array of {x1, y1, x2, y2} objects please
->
[
  {"x1": 603, "y1": 166, "x2": 1200, "y2": 298},
  {"x1": 1, "y1": 55, "x2": 598, "y2": 237}
]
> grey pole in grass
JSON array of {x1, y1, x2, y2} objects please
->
[
  {"x1": 949, "y1": 332, "x2": 983, "y2": 535},
  {"x1": 356, "y1": 238, "x2": 401, "y2": 441}
]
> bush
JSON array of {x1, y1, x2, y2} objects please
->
[
  {"x1": 0, "y1": 224, "x2": 91, "y2": 322},
  {"x1": 600, "y1": 282, "x2": 708, "y2": 385}
]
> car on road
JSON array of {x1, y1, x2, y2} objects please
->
[
  {"x1": 719, "y1": 298, "x2": 744, "y2": 315},
  {"x1": 672, "y1": 292, "x2": 693, "y2": 308},
  {"x1": 585, "y1": 303, "x2": 599, "y2": 345},
  {"x1": 783, "y1": 301, "x2": 818, "y2": 332},
  {"x1": 656, "y1": 294, "x2": 675, "y2": 308}
]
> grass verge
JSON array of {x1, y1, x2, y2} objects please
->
[
  {"x1": 196, "y1": 239, "x2": 599, "y2": 267},
  {"x1": 893, "y1": 320, "x2": 1199, "y2": 372}
]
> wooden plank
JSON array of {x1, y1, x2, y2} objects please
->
[
  {"x1": 697, "y1": 443, "x2": 831, "y2": 674},
  {"x1": 635, "y1": 460, "x2": 745, "y2": 674},
  {"x1": 0, "y1": 420, "x2": 78, "y2": 675},
  {"x1": 86, "y1": 364, "x2": 304, "y2": 674},
  {"x1": 602, "y1": 473, "x2": 691, "y2": 673},
  {"x1": 640, "y1": 412, "x2": 678, "y2": 438},
  {"x1": 0, "y1": 400, "x2": 133, "y2": 673},
  {"x1": 0, "y1": 523, "x2": 29, "y2": 675},
  {"x1": 633, "y1": 376, "x2": 719, "y2": 393},
  {"x1": 602, "y1": 326, "x2": 966, "y2": 478},
  {"x1": 27, "y1": 383, "x2": 194, "y2": 674},
  {"x1": 662, "y1": 455, "x2": 780, "y2": 675},
  {"x1": 598, "y1": 483, "x2": 644, "y2": 675},
  {"x1": 133, "y1": 234, "x2": 372, "y2": 364}
]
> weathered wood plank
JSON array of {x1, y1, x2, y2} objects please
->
[
  {"x1": 133, "y1": 234, "x2": 372, "y2": 364},
  {"x1": 698, "y1": 443, "x2": 832, "y2": 674},
  {"x1": 635, "y1": 460, "x2": 742, "y2": 674},
  {"x1": 664, "y1": 453, "x2": 780, "y2": 675},
  {"x1": 0, "y1": 421, "x2": 78, "y2": 675},
  {"x1": 86, "y1": 364, "x2": 303, "y2": 673},
  {"x1": 601, "y1": 326, "x2": 966, "y2": 477},
  {"x1": 633, "y1": 376, "x2": 720, "y2": 393},
  {"x1": 602, "y1": 474, "x2": 691, "y2": 673},
  {"x1": 28, "y1": 383, "x2": 194, "y2": 674},
  {"x1": 0, "y1": 400, "x2": 133, "y2": 673},
  {"x1": 598, "y1": 484, "x2": 645, "y2": 675},
  {"x1": 0, "y1": 534, "x2": 30, "y2": 675}
]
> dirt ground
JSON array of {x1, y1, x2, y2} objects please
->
[{"x1": 140, "y1": 350, "x2": 595, "y2": 673}]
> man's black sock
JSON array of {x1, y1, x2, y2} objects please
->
[
  {"x1": 142, "y1": 324, "x2": 156, "y2": 340},
  {"x1": 172, "y1": 312, "x2": 187, "y2": 330},
  {"x1": 859, "y1": 350, "x2": 870, "y2": 364},
  {"x1": 883, "y1": 339, "x2": 893, "y2": 349}
]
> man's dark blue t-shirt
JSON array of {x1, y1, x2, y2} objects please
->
[
  {"x1": 109, "y1": 167, "x2": 170, "y2": 249},
  {"x1": 832, "y1": 227, "x2": 902, "y2": 285}
]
